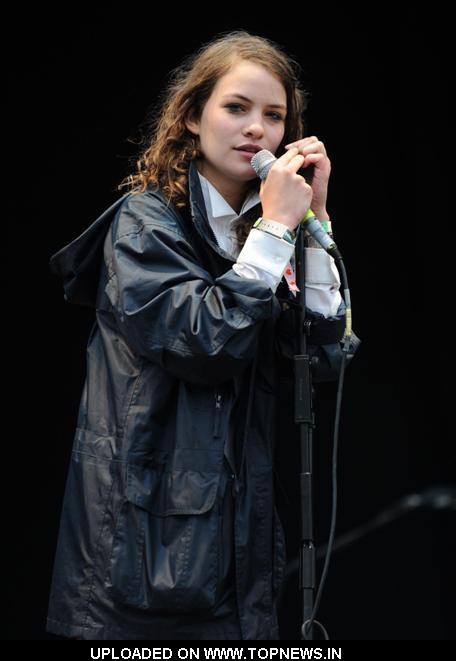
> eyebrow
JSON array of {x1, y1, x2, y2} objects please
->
[{"x1": 222, "y1": 93, "x2": 287, "y2": 110}]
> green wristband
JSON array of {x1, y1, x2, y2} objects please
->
[{"x1": 319, "y1": 219, "x2": 332, "y2": 235}]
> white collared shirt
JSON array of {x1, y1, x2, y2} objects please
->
[{"x1": 197, "y1": 171, "x2": 342, "y2": 318}]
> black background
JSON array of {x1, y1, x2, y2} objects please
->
[{"x1": 7, "y1": 7, "x2": 453, "y2": 640}]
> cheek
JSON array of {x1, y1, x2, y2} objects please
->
[
  {"x1": 200, "y1": 113, "x2": 233, "y2": 147},
  {"x1": 213, "y1": 114, "x2": 236, "y2": 138},
  {"x1": 268, "y1": 129, "x2": 285, "y2": 152}
]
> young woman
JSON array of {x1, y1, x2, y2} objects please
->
[{"x1": 47, "y1": 30, "x2": 359, "y2": 641}]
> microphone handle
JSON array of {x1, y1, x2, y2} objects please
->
[
  {"x1": 299, "y1": 209, "x2": 342, "y2": 260},
  {"x1": 302, "y1": 214, "x2": 335, "y2": 252}
]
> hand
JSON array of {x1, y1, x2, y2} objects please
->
[
  {"x1": 259, "y1": 147, "x2": 314, "y2": 231},
  {"x1": 284, "y1": 136, "x2": 331, "y2": 219}
]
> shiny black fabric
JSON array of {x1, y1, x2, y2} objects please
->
[{"x1": 46, "y1": 160, "x2": 360, "y2": 640}]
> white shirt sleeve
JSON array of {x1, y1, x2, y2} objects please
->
[
  {"x1": 232, "y1": 228, "x2": 295, "y2": 291},
  {"x1": 232, "y1": 229, "x2": 342, "y2": 318},
  {"x1": 303, "y1": 247, "x2": 342, "y2": 318}
]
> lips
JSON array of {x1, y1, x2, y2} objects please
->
[
  {"x1": 235, "y1": 145, "x2": 262, "y2": 153},
  {"x1": 235, "y1": 149, "x2": 258, "y2": 161}
]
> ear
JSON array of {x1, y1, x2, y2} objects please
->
[{"x1": 185, "y1": 109, "x2": 200, "y2": 136}]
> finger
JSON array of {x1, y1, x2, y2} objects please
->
[
  {"x1": 277, "y1": 147, "x2": 301, "y2": 165},
  {"x1": 285, "y1": 136, "x2": 318, "y2": 147},
  {"x1": 285, "y1": 136, "x2": 319, "y2": 148},
  {"x1": 302, "y1": 153, "x2": 326, "y2": 166},
  {"x1": 285, "y1": 153, "x2": 306, "y2": 173},
  {"x1": 286, "y1": 142, "x2": 324, "y2": 159},
  {"x1": 299, "y1": 143, "x2": 327, "y2": 158}
]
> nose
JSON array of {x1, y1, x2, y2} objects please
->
[{"x1": 242, "y1": 116, "x2": 265, "y2": 139}]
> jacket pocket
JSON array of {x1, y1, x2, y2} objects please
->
[{"x1": 107, "y1": 457, "x2": 223, "y2": 613}]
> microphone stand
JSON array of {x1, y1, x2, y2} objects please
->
[{"x1": 293, "y1": 224, "x2": 318, "y2": 640}]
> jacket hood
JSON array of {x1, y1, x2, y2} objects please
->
[
  {"x1": 48, "y1": 161, "x2": 225, "y2": 308},
  {"x1": 49, "y1": 193, "x2": 129, "y2": 307}
]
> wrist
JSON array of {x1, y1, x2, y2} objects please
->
[
  {"x1": 253, "y1": 217, "x2": 296, "y2": 244},
  {"x1": 313, "y1": 209, "x2": 330, "y2": 221},
  {"x1": 260, "y1": 212, "x2": 295, "y2": 231}
]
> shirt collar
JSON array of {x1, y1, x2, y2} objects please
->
[{"x1": 197, "y1": 170, "x2": 260, "y2": 224}]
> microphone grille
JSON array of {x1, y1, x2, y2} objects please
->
[{"x1": 250, "y1": 149, "x2": 276, "y2": 180}]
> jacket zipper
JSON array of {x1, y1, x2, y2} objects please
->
[
  {"x1": 231, "y1": 473, "x2": 240, "y2": 497},
  {"x1": 214, "y1": 391, "x2": 222, "y2": 438},
  {"x1": 215, "y1": 390, "x2": 240, "y2": 498}
]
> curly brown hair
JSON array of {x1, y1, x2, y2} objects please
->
[{"x1": 118, "y1": 30, "x2": 310, "y2": 251}]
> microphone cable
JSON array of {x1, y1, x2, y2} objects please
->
[{"x1": 302, "y1": 244, "x2": 353, "y2": 641}]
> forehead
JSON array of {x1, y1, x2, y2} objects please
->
[{"x1": 213, "y1": 61, "x2": 286, "y2": 105}]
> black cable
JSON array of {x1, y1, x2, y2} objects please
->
[{"x1": 302, "y1": 255, "x2": 352, "y2": 640}]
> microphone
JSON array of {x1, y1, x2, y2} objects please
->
[{"x1": 251, "y1": 149, "x2": 342, "y2": 260}]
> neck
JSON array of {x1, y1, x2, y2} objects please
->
[{"x1": 196, "y1": 163, "x2": 253, "y2": 215}]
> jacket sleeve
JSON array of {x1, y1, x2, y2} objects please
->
[
  {"x1": 105, "y1": 196, "x2": 282, "y2": 386},
  {"x1": 274, "y1": 297, "x2": 362, "y2": 383}
]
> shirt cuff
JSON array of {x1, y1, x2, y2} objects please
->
[
  {"x1": 232, "y1": 262, "x2": 281, "y2": 292},
  {"x1": 233, "y1": 228, "x2": 295, "y2": 281},
  {"x1": 304, "y1": 247, "x2": 342, "y2": 317}
]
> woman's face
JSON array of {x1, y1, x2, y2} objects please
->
[{"x1": 185, "y1": 60, "x2": 287, "y2": 202}]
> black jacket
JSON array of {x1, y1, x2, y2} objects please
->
[{"x1": 46, "y1": 160, "x2": 361, "y2": 640}]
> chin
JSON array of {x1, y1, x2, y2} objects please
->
[
  {"x1": 233, "y1": 171, "x2": 258, "y2": 183},
  {"x1": 233, "y1": 161, "x2": 257, "y2": 177}
]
